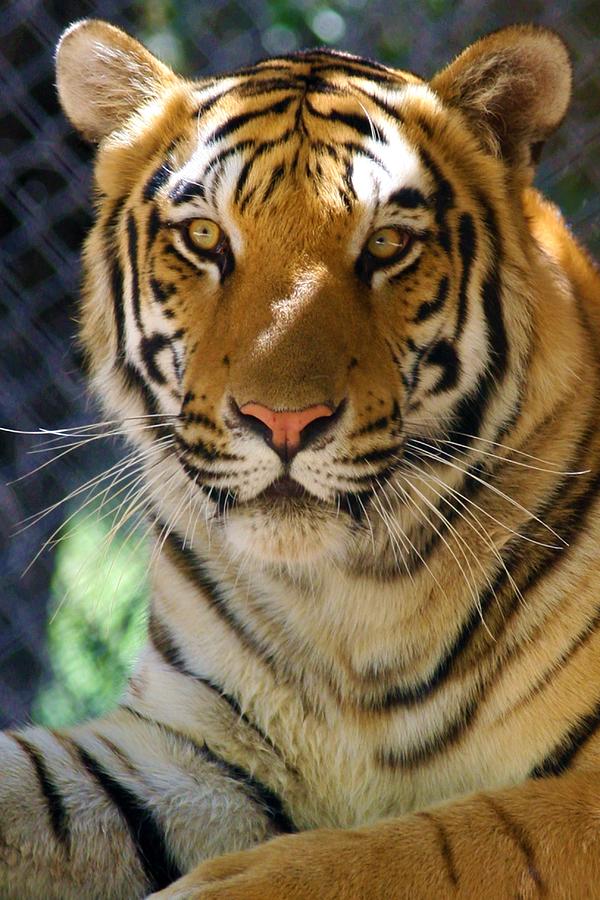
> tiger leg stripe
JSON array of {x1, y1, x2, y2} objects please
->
[
  {"x1": 74, "y1": 741, "x2": 182, "y2": 892},
  {"x1": 7, "y1": 733, "x2": 71, "y2": 849},
  {"x1": 146, "y1": 609, "x2": 284, "y2": 755}
]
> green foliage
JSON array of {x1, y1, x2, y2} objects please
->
[{"x1": 33, "y1": 513, "x2": 149, "y2": 727}]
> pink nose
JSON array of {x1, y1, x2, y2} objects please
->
[{"x1": 239, "y1": 403, "x2": 334, "y2": 455}]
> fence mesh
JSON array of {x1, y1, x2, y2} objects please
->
[{"x1": 1, "y1": 0, "x2": 599, "y2": 727}]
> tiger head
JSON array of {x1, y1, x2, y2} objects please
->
[{"x1": 56, "y1": 21, "x2": 571, "y2": 570}]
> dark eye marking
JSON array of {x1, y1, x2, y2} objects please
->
[
  {"x1": 414, "y1": 276, "x2": 449, "y2": 323},
  {"x1": 143, "y1": 162, "x2": 172, "y2": 202},
  {"x1": 425, "y1": 339, "x2": 460, "y2": 395},
  {"x1": 388, "y1": 187, "x2": 430, "y2": 210},
  {"x1": 140, "y1": 332, "x2": 172, "y2": 386}
]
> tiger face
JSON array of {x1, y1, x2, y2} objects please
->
[{"x1": 56, "y1": 21, "x2": 571, "y2": 568}]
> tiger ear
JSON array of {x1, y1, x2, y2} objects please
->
[
  {"x1": 430, "y1": 25, "x2": 571, "y2": 174},
  {"x1": 56, "y1": 19, "x2": 178, "y2": 142}
]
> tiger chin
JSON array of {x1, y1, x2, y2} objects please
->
[{"x1": 4, "y1": 15, "x2": 600, "y2": 900}]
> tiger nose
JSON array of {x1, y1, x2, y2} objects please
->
[{"x1": 238, "y1": 402, "x2": 335, "y2": 459}]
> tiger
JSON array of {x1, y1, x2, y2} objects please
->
[{"x1": 2, "y1": 14, "x2": 600, "y2": 899}]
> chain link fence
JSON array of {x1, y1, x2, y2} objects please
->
[{"x1": 1, "y1": 0, "x2": 599, "y2": 728}]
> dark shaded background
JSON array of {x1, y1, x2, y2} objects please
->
[{"x1": 1, "y1": 0, "x2": 599, "y2": 728}]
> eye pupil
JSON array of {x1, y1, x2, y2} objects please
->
[
  {"x1": 366, "y1": 226, "x2": 409, "y2": 261},
  {"x1": 188, "y1": 218, "x2": 223, "y2": 251}
]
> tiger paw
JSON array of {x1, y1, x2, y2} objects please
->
[{"x1": 147, "y1": 828, "x2": 381, "y2": 900}]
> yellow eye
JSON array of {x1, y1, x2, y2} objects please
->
[
  {"x1": 187, "y1": 218, "x2": 223, "y2": 251},
  {"x1": 366, "y1": 226, "x2": 410, "y2": 260}
]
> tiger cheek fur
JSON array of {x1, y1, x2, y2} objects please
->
[{"x1": 3, "y1": 17, "x2": 600, "y2": 900}]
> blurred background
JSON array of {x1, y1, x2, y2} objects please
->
[{"x1": 1, "y1": 0, "x2": 599, "y2": 729}]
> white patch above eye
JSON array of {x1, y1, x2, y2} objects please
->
[
  {"x1": 165, "y1": 141, "x2": 246, "y2": 258},
  {"x1": 351, "y1": 131, "x2": 429, "y2": 208}
]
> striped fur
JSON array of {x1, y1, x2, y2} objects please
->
[{"x1": 3, "y1": 18, "x2": 600, "y2": 898}]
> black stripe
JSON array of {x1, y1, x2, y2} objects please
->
[
  {"x1": 311, "y1": 60, "x2": 406, "y2": 86},
  {"x1": 353, "y1": 85, "x2": 405, "y2": 124},
  {"x1": 11, "y1": 734, "x2": 70, "y2": 848},
  {"x1": 239, "y1": 76, "x2": 303, "y2": 96},
  {"x1": 161, "y1": 527, "x2": 278, "y2": 669},
  {"x1": 389, "y1": 255, "x2": 422, "y2": 283},
  {"x1": 198, "y1": 139, "x2": 256, "y2": 187},
  {"x1": 378, "y1": 697, "x2": 477, "y2": 766},
  {"x1": 262, "y1": 163, "x2": 286, "y2": 203},
  {"x1": 233, "y1": 130, "x2": 295, "y2": 204},
  {"x1": 454, "y1": 213, "x2": 476, "y2": 340},
  {"x1": 143, "y1": 162, "x2": 172, "y2": 201},
  {"x1": 121, "y1": 362, "x2": 160, "y2": 417},
  {"x1": 420, "y1": 811, "x2": 459, "y2": 887},
  {"x1": 194, "y1": 85, "x2": 239, "y2": 122},
  {"x1": 415, "y1": 275, "x2": 449, "y2": 323},
  {"x1": 481, "y1": 796, "x2": 543, "y2": 892},
  {"x1": 169, "y1": 178, "x2": 206, "y2": 204},
  {"x1": 175, "y1": 431, "x2": 238, "y2": 462},
  {"x1": 377, "y1": 426, "x2": 600, "y2": 711},
  {"x1": 178, "y1": 458, "x2": 237, "y2": 514},
  {"x1": 105, "y1": 199, "x2": 127, "y2": 361},
  {"x1": 349, "y1": 443, "x2": 403, "y2": 466},
  {"x1": 531, "y1": 697, "x2": 600, "y2": 778},
  {"x1": 146, "y1": 207, "x2": 162, "y2": 252},
  {"x1": 522, "y1": 606, "x2": 600, "y2": 705},
  {"x1": 140, "y1": 332, "x2": 170, "y2": 385},
  {"x1": 119, "y1": 706, "x2": 296, "y2": 835},
  {"x1": 104, "y1": 202, "x2": 159, "y2": 416},
  {"x1": 206, "y1": 96, "x2": 294, "y2": 144},
  {"x1": 150, "y1": 277, "x2": 176, "y2": 304},
  {"x1": 419, "y1": 148, "x2": 454, "y2": 253},
  {"x1": 388, "y1": 187, "x2": 429, "y2": 209},
  {"x1": 75, "y1": 744, "x2": 181, "y2": 892},
  {"x1": 127, "y1": 212, "x2": 143, "y2": 330},
  {"x1": 181, "y1": 410, "x2": 221, "y2": 433},
  {"x1": 449, "y1": 201, "x2": 507, "y2": 443},
  {"x1": 148, "y1": 610, "x2": 278, "y2": 750},
  {"x1": 304, "y1": 97, "x2": 385, "y2": 141},
  {"x1": 342, "y1": 141, "x2": 390, "y2": 175},
  {"x1": 426, "y1": 339, "x2": 460, "y2": 394},
  {"x1": 479, "y1": 201, "x2": 508, "y2": 382},
  {"x1": 199, "y1": 742, "x2": 296, "y2": 834}
]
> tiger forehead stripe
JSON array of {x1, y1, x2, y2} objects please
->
[{"x1": 163, "y1": 68, "x2": 433, "y2": 218}]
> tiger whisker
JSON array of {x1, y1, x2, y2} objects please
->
[
  {"x1": 391, "y1": 473, "x2": 496, "y2": 640},
  {"x1": 402, "y1": 417, "x2": 583, "y2": 469},
  {"x1": 408, "y1": 434, "x2": 588, "y2": 476},
  {"x1": 30, "y1": 419, "x2": 175, "y2": 453},
  {"x1": 23, "y1": 438, "x2": 175, "y2": 574},
  {"x1": 400, "y1": 459, "x2": 524, "y2": 610},
  {"x1": 354, "y1": 494, "x2": 376, "y2": 556},
  {"x1": 16, "y1": 434, "x2": 174, "y2": 532},
  {"x1": 391, "y1": 451, "x2": 559, "y2": 552},
  {"x1": 376, "y1": 476, "x2": 451, "y2": 603},
  {"x1": 405, "y1": 439, "x2": 566, "y2": 546},
  {"x1": 366, "y1": 474, "x2": 415, "y2": 583},
  {"x1": 11, "y1": 421, "x2": 174, "y2": 483},
  {"x1": 48, "y1": 449, "x2": 178, "y2": 625}
]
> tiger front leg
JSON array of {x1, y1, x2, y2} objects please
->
[
  {"x1": 0, "y1": 710, "x2": 283, "y2": 899},
  {"x1": 150, "y1": 769, "x2": 600, "y2": 899}
]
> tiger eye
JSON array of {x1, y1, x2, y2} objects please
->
[
  {"x1": 366, "y1": 226, "x2": 410, "y2": 260},
  {"x1": 187, "y1": 218, "x2": 223, "y2": 251}
]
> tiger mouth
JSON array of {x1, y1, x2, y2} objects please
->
[{"x1": 261, "y1": 476, "x2": 308, "y2": 500}]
